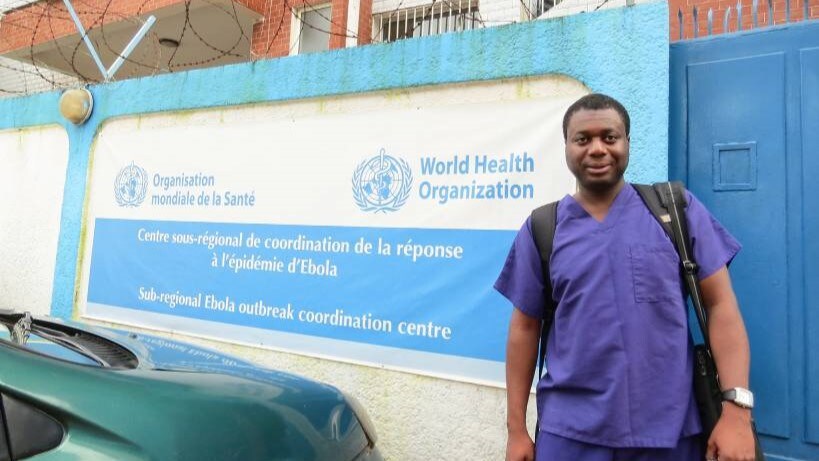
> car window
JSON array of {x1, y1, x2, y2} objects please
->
[
  {"x1": 1, "y1": 393, "x2": 64, "y2": 460},
  {"x1": 0, "y1": 393, "x2": 10, "y2": 461}
]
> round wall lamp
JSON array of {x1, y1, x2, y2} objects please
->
[{"x1": 59, "y1": 88, "x2": 94, "y2": 125}]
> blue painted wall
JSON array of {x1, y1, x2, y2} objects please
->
[{"x1": 0, "y1": 2, "x2": 669, "y2": 319}]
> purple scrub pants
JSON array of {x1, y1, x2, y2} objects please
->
[{"x1": 536, "y1": 431, "x2": 703, "y2": 461}]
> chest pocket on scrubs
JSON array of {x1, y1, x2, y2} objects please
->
[{"x1": 629, "y1": 244, "x2": 681, "y2": 303}]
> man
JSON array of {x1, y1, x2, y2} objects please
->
[{"x1": 495, "y1": 94, "x2": 757, "y2": 461}]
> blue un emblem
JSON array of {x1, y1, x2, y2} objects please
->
[
  {"x1": 352, "y1": 149, "x2": 413, "y2": 213},
  {"x1": 114, "y1": 162, "x2": 148, "y2": 207}
]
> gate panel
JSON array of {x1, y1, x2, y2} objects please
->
[
  {"x1": 687, "y1": 52, "x2": 789, "y2": 437},
  {"x1": 671, "y1": 20, "x2": 819, "y2": 460},
  {"x1": 801, "y1": 46, "x2": 819, "y2": 444}
]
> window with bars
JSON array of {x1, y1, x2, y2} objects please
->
[
  {"x1": 372, "y1": 0, "x2": 481, "y2": 43},
  {"x1": 522, "y1": 0, "x2": 557, "y2": 19}
]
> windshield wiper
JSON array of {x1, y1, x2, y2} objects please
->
[
  {"x1": 0, "y1": 312, "x2": 138, "y2": 368},
  {"x1": 30, "y1": 326, "x2": 110, "y2": 367},
  {"x1": 11, "y1": 312, "x2": 32, "y2": 345}
]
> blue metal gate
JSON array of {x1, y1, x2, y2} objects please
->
[{"x1": 670, "y1": 18, "x2": 819, "y2": 461}]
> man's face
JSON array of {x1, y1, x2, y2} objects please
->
[{"x1": 564, "y1": 108, "x2": 629, "y2": 194}]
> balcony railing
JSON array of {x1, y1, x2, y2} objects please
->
[
  {"x1": 372, "y1": 0, "x2": 482, "y2": 43},
  {"x1": 522, "y1": 0, "x2": 557, "y2": 20}
]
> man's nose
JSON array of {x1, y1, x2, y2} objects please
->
[{"x1": 588, "y1": 137, "x2": 606, "y2": 155}]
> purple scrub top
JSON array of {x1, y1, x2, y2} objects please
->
[{"x1": 495, "y1": 184, "x2": 741, "y2": 448}]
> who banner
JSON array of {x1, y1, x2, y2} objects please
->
[{"x1": 80, "y1": 80, "x2": 583, "y2": 385}]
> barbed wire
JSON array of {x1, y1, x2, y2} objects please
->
[{"x1": 0, "y1": 0, "x2": 528, "y2": 98}]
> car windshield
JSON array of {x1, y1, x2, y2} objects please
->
[{"x1": 0, "y1": 312, "x2": 137, "y2": 368}]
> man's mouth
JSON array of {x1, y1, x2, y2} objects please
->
[{"x1": 586, "y1": 164, "x2": 612, "y2": 175}]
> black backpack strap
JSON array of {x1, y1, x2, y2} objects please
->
[
  {"x1": 530, "y1": 201, "x2": 558, "y2": 378},
  {"x1": 652, "y1": 182, "x2": 709, "y2": 339},
  {"x1": 651, "y1": 181, "x2": 688, "y2": 211},
  {"x1": 633, "y1": 182, "x2": 685, "y2": 244}
]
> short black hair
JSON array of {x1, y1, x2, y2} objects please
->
[{"x1": 562, "y1": 93, "x2": 630, "y2": 140}]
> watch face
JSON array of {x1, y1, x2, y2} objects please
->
[
  {"x1": 736, "y1": 388, "x2": 754, "y2": 407},
  {"x1": 725, "y1": 388, "x2": 754, "y2": 408}
]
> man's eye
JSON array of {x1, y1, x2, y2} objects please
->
[
  {"x1": 605, "y1": 135, "x2": 617, "y2": 142},
  {"x1": 575, "y1": 137, "x2": 588, "y2": 144}
]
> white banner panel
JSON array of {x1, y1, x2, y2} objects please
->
[
  {"x1": 80, "y1": 77, "x2": 587, "y2": 384},
  {"x1": 0, "y1": 126, "x2": 68, "y2": 316}
]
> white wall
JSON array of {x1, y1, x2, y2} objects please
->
[{"x1": 0, "y1": 126, "x2": 68, "y2": 316}]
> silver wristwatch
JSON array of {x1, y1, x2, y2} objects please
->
[{"x1": 722, "y1": 387, "x2": 754, "y2": 409}]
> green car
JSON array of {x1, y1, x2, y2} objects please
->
[{"x1": 0, "y1": 310, "x2": 382, "y2": 461}]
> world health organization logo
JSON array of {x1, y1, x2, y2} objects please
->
[
  {"x1": 114, "y1": 162, "x2": 148, "y2": 207},
  {"x1": 352, "y1": 149, "x2": 413, "y2": 213}
]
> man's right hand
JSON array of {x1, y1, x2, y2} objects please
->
[
  {"x1": 506, "y1": 429, "x2": 535, "y2": 461},
  {"x1": 505, "y1": 307, "x2": 541, "y2": 461}
]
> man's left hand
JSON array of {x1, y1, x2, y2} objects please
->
[{"x1": 705, "y1": 403, "x2": 756, "y2": 461}]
